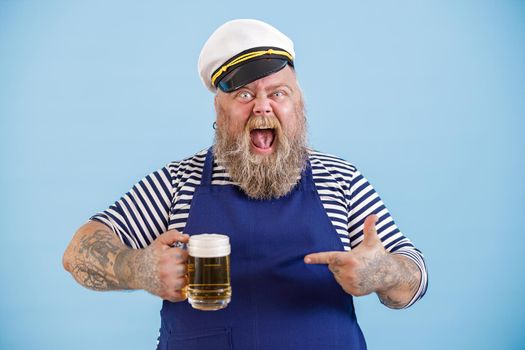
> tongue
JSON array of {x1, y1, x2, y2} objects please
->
[{"x1": 250, "y1": 129, "x2": 274, "y2": 149}]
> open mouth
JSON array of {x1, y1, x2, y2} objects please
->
[{"x1": 250, "y1": 128, "x2": 275, "y2": 150}]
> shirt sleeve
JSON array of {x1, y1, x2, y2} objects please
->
[
  {"x1": 89, "y1": 166, "x2": 174, "y2": 249},
  {"x1": 347, "y1": 169, "x2": 428, "y2": 308}
]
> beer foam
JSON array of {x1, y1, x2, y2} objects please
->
[{"x1": 188, "y1": 234, "x2": 231, "y2": 257}]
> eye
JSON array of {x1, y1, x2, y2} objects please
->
[
  {"x1": 236, "y1": 90, "x2": 254, "y2": 101},
  {"x1": 272, "y1": 90, "x2": 287, "y2": 98}
]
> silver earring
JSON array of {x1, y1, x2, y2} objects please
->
[{"x1": 213, "y1": 122, "x2": 217, "y2": 130}]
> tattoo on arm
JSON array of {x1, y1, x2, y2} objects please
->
[
  {"x1": 352, "y1": 251, "x2": 420, "y2": 308},
  {"x1": 377, "y1": 256, "x2": 421, "y2": 309},
  {"x1": 71, "y1": 230, "x2": 134, "y2": 291}
]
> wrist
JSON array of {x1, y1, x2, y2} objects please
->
[
  {"x1": 113, "y1": 248, "x2": 142, "y2": 290},
  {"x1": 375, "y1": 254, "x2": 403, "y2": 294}
]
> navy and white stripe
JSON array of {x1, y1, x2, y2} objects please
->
[{"x1": 91, "y1": 148, "x2": 428, "y2": 307}]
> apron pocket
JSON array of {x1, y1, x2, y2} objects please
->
[{"x1": 168, "y1": 327, "x2": 232, "y2": 350}]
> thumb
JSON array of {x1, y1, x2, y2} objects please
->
[
  {"x1": 156, "y1": 230, "x2": 189, "y2": 246},
  {"x1": 362, "y1": 214, "x2": 380, "y2": 245}
]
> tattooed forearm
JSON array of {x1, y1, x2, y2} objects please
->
[
  {"x1": 71, "y1": 262, "x2": 122, "y2": 290},
  {"x1": 68, "y1": 229, "x2": 137, "y2": 291},
  {"x1": 376, "y1": 255, "x2": 421, "y2": 309},
  {"x1": 65, "y1": 222, "x2": 191, "y2": 301},
  {"x1": 77, "y1": 230, "x2": 120, "y2": 266}
]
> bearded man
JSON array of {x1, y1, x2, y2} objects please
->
[{"x1": 63, "y1": 19, "x2": 428, "y2": 350}]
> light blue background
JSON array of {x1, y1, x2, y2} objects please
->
[{"x1": 1, "y1": 0, "x2": 524, "y2": 349}]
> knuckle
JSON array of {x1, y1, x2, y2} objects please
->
[
  {"x1": 181, "y1": 250, "x2": 189, "y2": 259},
  {"x1": 173, "y1": 291, "x2": 187, "y2": 302},
  {"x1": 327, "y1": 254, "x2": 340, "y2": 265},
  {"x1": 344, "y1": 288, "x2": 356, "y2": 296},
  {"x1": 167, "y1": 289, "x2": 187, "y2": 302},
  {"x1": 173, "y1": 277, "x2": 187, "y2": 289},
  {"x1": 346, "y1": 271, "x2": 357, "y2": 281},
  {"x1": 173, "y1": 249, "x2": 189, "y2": 262},
  {"x1": 175, "y1": 264, "x2": 187, "y2": 276},
  {"x1": 346, "y1": 257, "x2": 358, "y2": 266},
  {"x1": 343, "y1": 283, "x2": 361, "y2": 296},
  {"x1": 353, "y1": 290, "x2": 366, "y2": 297},
  {"x1": 158, "y1": 268, "x2": 170, "y2": 280}
]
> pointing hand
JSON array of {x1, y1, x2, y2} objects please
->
[{"x1": 304, "y1": 215, "x2": 395, "y2": 296}]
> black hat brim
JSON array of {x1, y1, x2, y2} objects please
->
[{"x1": 217, "y1": 58, "x2": 290, "y2": 93}]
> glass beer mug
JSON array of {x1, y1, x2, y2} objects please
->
[{"x1": 187, "y1": 234, "x2": 232, "y2": 311}]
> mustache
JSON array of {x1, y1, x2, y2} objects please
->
[{"x1": 246, "y1": 115, "x2": 281, "y2": 131}]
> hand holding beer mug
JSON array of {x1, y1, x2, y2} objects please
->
[{"x1": 187, "y1": 234, "x2": 232, "y2": 311}]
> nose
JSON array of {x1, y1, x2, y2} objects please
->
[{"x1": 252, "y1": 96, "x2": 272, "y2": 116}]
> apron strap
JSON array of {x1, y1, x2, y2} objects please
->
[
  {"x1": 301, "y1": 157, "x2": 314, "y2": 190},
  {"x1": 201, "y1": 147, "x2": 214, "y2": 186}
]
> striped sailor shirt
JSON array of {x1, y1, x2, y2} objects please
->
[{"x1": 91, "y1": 148, "x2": 428, "y2": 307}]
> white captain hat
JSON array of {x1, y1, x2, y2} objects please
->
[{"x1": 198, "y1": 19, "x2": 295, "y2": 93}]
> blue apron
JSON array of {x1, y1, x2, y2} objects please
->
[{"x1": 158, "y1": 148, "x2": 366, "y2": 349}]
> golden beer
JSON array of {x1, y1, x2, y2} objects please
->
[{"x1": 187, "y1": 234, "x2": 231, "y2": 311}]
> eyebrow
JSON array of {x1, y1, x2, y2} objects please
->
[
  {"x1": 265, "y1": 84, "x2": 294, "y2": 93},
  {"x1": 237, "y1": 82, "x2": 294, "y2": 95}
]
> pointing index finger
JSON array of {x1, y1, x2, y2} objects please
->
[{"x1": 304, "y1": 251, "x2": 346, "y2": 265}]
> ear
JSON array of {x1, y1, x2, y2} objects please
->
[
  {"x1": 214, "y1": 93, "x2": 224, "y2": 114},
  {"x1": 213, "y1": 95, "x2": 222, "y2": 129}
]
